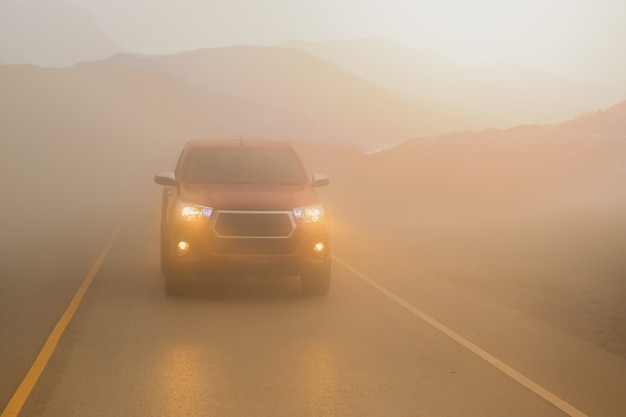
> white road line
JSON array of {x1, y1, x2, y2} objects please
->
[{"x1": 333, "y1": 254, "x2": 588, "y2": 417}]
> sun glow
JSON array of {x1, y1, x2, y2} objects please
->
[{"x1": 413, "y1": 0, "x2": 565, "y2": 63}]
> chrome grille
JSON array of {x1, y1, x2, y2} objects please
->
[
  {"x1": 210, "y1": 238, "x2": 298, "y2": 255},
  {"x1": 214, "y1": 211, "x2": 294, "y2": 238}
]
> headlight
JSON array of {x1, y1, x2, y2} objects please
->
[
  {"x1": 293, "y1": 205, "x2": 324, "y2": 223},
  {"x1": 176, "y1": 201, "x2": 213, "y2": 222}
]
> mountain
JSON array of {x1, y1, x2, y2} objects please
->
[
  {"x1": 559, "y1": 100, "x2": 626, "y2": 137},
  {"x1": 0, "y1": 0, "x2": 125, "y2": 66},
  {"x1": 279, "y1": 38, "x2": 625, "y2": 129},
  {"x1": 95, "y1": 46, "x2": 468, "y2": 145},
  {"x1": 368, "y1": 100, "x2": 626, "y2": 220},
  {"x1": 0, "y1": 63, "x2": 228, "y2": 196}
]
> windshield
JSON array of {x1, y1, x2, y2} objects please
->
[{"x1": 184, "y1": 148, "x2": 308, "y2": 185}]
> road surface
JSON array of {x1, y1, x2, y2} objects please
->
[{"x1": 1, "y1": 188, "x2": 625, "y2": 417}]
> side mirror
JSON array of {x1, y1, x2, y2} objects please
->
[
  {"x1": 154, "y1": 171, "x2": 177, "y2": 186},
  {"x1": 311, "y1": 172, "x2": 329, "y2": 187}
]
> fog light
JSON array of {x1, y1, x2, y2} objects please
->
[
  {"x1": 313, "y1": 242, "x2": 325, "y2": 255},
  {"x1": 177, "y1": 240, "x2": 190, "y2": 256}
]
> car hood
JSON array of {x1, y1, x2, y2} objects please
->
[{"x1": 179, "y1": 183, "x2": 320, "y2": 210}]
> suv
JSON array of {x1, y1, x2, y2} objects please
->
[{"x1": 154, "y1": 139, "x2": 331, "y2": 296}]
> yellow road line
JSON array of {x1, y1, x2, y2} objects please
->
[
  {"x1": 333, "y1": 254, "x2": 588, "y2": 417},
  {"x1": 1, "y1": 220, "x2": 124, "y2": 417}
]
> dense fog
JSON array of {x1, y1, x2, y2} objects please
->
[
  {"x1": 3, "y1": 2, "x2": 626, "y2": 416},
  {"x1": 1, "y1": 56, "x2": 626, "y2": 358}
]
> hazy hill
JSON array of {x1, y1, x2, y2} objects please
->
[
  {"x1": 288, "y1": 99, "x2": 626, "y2": 239},
  {"x1": 96, "y1": 46, "x2": 469, "y2": 145},
  {"x1": 0, "y1": 0, "x2": 125, "y2": 67},
  {"x1": 371, "y1": 100, "x2": 626, "y2": 217},
  {"x1": 3, "y1": 59, "x2": 623, "y2": 218},
  {"x1": 559, "y1": 100, "x2": 626, "y2": 137},
  {"x1": 0, "y1": 63, "x2": 231, "y2": 214},
  {"x1": 279, "y1": 38, "x2": 624, "y2": 129}
]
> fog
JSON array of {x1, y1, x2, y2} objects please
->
[
  {"x1": 56, "y1": 0, "x2": 626, "y2": 86},
  {"x1": 1, "y1": 52, "x2": 626, "y2": 359},
  {"x1": 2, "y1": 2, "x2": 626, "y2": 415}
]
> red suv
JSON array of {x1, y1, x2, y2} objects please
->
[{"x1": 154, "y1": 139, "x2": 331, "y2": 296}]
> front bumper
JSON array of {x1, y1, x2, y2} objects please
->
[{"x1": 167, "y1": 216, "x2": 330, "y2": 276}]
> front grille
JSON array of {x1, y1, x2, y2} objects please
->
[
  {"x1": 214, "y1": 211, "x2": 294, "y2": 238},
  {"x1": 210, "y1": 238, "x2": 298, "y2": 255}
]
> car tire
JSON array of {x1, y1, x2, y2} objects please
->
[
  {"x1": 161, "y1": 230, "x2": 190, "y2": 296},
  {"x1": 300, "y1": 261, "x2": 331, "y2": 296},
  {"x1": 160, "y1": 228, "x2": 168, "y2": 274},
  {"x1": 164, "y1": 263, "x2": 190, "y2": 296}
]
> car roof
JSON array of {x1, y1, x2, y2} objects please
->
[{"x1": 184, "y1": 139, "x2": 292, "y2": 151}]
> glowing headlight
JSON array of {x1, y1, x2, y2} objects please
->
[
  {"x1": 293, "y1": 205, "x2": 324, "y2": 223},
  {"x1": 177, "y1": 201, "x2": 213, "y2": 222}
]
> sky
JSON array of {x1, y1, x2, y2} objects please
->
[{"x1": 62, "y1": 0, "x2": 626, "y2": 85}]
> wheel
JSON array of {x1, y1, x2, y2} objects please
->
[
  {"x1": 160, "y1": 228, "x2": 168, "y2": 273},
  {"x1": 163, "y1": 236, "x2": 190, "y2": 296},
  {"x1": 164, "y1": 261, "x2": 190, "y2": 296},
  {"x1": 161, "y1": 230, "x2": 190, "y2": 296},
  {"x1": 159, "y1": 196, "x2": 170, "y2": 273},
  {"x1": 300, "y1": 262, "x2": 331, "y2": 296}
]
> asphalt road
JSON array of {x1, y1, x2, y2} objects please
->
[{"x1": 1, "y1": 188, "x2": 626, "y2": 417}]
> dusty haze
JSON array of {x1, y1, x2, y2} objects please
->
[
  {"x1": 1, "y1": 53, "x2": 626, "y2": 357},
  {"x1": 59, "y1": 0, "x2": 626, "y2": 87},
  {"x1": 1, "y1": 4, "x2": 626, "y2": 415}
]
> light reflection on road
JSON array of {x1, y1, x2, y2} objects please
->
[
  {"x1": 298, "y1": 340, "x2": 340, "y2": 415},
  {"x1": 151, "y1": 337, "x2": 344, "y2": 416},
  {"x1": 157, "y1": 342, "x2": 217, "y2": 416}
]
